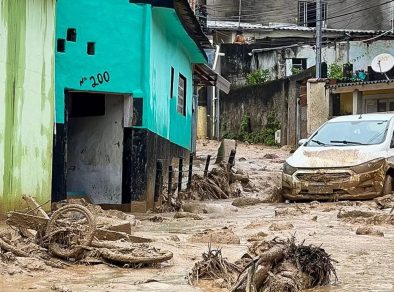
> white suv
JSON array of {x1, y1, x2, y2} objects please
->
[{"x1": 282, "y1": 113, "x2": 394, "y2": 200}]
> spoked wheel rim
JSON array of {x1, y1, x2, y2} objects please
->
[{"x1": 46, "y1": 204, "x2": 96, "y2": 259}]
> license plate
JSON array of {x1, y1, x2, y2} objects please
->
[{"x1": 308, "y1": 185, "x2": 333, "y2": 194}]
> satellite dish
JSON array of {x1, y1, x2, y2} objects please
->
[{"x1": 371, "y1": 53, "x2": 394, "y2": 73}]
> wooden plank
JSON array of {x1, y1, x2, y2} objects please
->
[
  {"x1": 6, "y1": 212, "x2": 49, "y2": 230},
  {"x1": 22, "y1": 195, "x2": 49, "y2": 219},
  {"x1": 94, "y1": 228, "x2": 152, "y2": 243}
]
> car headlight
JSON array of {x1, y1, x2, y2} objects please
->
[
  {"x1": 351, "y1": 158, "x2": 385, "y2": 174},
  {"x1": 283, "y1": 162, "x2": 297, "y2": 175}
]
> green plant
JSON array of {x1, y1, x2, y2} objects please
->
[
  {"x1": 239, "y1": 114, "x2": 251, "y2": 138},
  {"x1": 222, "y1": 112, "x2": 281, "y2": 146},
  {"x1": 328, "y1": 63, "x2": 343, "y2": 80},
  {"x1": 291, "y1": 67, "x2": 303, "y2": 75},
  {"x1": 245, "y1": 69, "x2": 270, "y2": 85}
]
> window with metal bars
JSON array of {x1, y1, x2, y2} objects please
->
[
  {"x1": 177, "y1": 74, "x2": 187, "y2": 116},
  {"x1": 298, "y1": 1, "x2": 327, "y2": 27}
]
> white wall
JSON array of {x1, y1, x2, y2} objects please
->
[
  {"x1": 67, "y1": 94, "x2": 124, "y2": 204},
  {"x1": 255, "y1": 40, "x2": 394, "y2": 79}
]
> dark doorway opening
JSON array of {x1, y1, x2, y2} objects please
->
[{"x1": 52, "y1": 91, "x2": 132, "y2": 205}]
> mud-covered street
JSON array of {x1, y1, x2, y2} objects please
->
[{"x1": 1, "y1": 141, "x2": 394, "y2": 291}]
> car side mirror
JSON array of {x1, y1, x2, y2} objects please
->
[{"x1": 298, "y1": 138, "x2": 307, "y2": 146}]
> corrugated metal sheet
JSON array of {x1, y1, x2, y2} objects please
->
[{"x1": 207, "y1": 20, "x2": 394, "y2": 36}]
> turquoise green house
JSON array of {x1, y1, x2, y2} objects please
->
[{"x1": 54, "y1": 0, "x2": 216, "y2": 210}]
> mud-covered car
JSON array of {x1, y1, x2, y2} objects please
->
[{"x1": 282, "y1": 113, "x2": 394, "y2": 200}]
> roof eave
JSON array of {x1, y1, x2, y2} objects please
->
[{"x1": 132, "y1": 0, "x2": 212, "y2": 62}]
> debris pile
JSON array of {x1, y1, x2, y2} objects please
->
[
  {"x1": 190, "y1": 237, "x2": 337, "y2": 292},
  {"x1": 374, "y1": 194, "x2": 394, "y2": 210},
  {"x1": 337, "y1": 207, "x2": 394, "y2": 225},
  {"x1": 190, "y1": 228, "x2": 240, "y2": 245},
  {"x1": 160, "y1": 162, "x2": 252, "y2": 211},
  {"x1": 0, "y1": 197, "x2": 173, "y2": 274},
  {"x1": 189, "y1": 245, "x2": 242, "y2": 289},
  {"x1": 186, "y1": 162, "x2": 244, "y2": 201},
  {"x1": 275, "y1": 205, "x2": 310, "y2": 217}
]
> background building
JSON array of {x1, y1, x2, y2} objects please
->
[{"x1": 206, "y1": 0, "x2": 393, "y2": 31}]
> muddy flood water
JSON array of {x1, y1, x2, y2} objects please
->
[{"x1": 1, "y1": 141, "x2": 394, "y2": 291}]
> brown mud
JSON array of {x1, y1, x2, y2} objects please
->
[{"x1": 1, "y1": 141, "x2": 394, "y2": 291}]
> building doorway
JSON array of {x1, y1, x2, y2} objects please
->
[{"x1": 52, "y1": 91, "x2": 132, "y2": 205}]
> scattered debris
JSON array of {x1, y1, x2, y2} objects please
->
[
  {"x1": 247, "y1": 232, "x2": 269, "y2": 242},
  {"x1": 356, "y1": 226, "x2": 384, "y2": 237},
  {"x1": 232, "y1": 197, "x2": 263, "y2": 208},
  {"x1": 231, "y1": 237, "x2": 337, "y2": 292},
  {"x1": 263, "y1": 153, "x2": 279, "y2": 160},
  {"x1": 147, "y1": 216, "x2": 166, "y2": 223},
  {"x1": 1, "y1": 196, "x2": 172, "y2": 274},
  {"x1": 337, "y1": 207, "x2": 394, "y2": 225},
  {"x1": 190, "y1": 237, "x2": 337, "y2": 292},
  {"x1": 374, "y1": 194, "x2": 394, "y2": 210},
  {"x1": 168, "y1": 235, "x2": 180, "y2": 242},
  {"x1": 310, "y1": 201, "x2": 320, "y2": 208},
  {"x1": 269, "y1": 222, "x2": 294, "y2": 231},
  {"x1": 275, "y1": 205, "x2": 310, "y2": 217},
  {"x1": 245, "y1": 220, "x2": 266, "y2": 230},
  {"x1": 186, "y1": 162, "x2": 243, "y2": 200},
  {"x1": 174, "y1": 212, "x2": 203, "y2": 220},
  {"x1": 189, "y1": 244, "x2": 242, "y2": 289},
  {"x1": 190, "y1": 228, "x2": 240, "y2": 245},
  {"x1": 337, "y1": 207, "x2": 377, "y2": 219}
]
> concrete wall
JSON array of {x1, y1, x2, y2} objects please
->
[
  {"x1": 220, "y1": 73, "x2": 312, "y2": 146},
  {"x1": 221, "y1": 40, "x2": 394, "y2": 86},
  {"x1": 207, "y1": 0, "x2": 391, "y2": 30},
  {"x1": 67, "y1": 95, "x2": 124, "y2": 204},
  {"x1": 307, "y1": 80, "x2": 330, "y2": 136},
  {"x1": 0, "y1": 0, "x2": 55, "y2": 214}
]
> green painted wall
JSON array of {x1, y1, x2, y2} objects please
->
[
  {"x1": 55, "y1": 0, "x2": 150, "y2": 124},
  {"x1": 0, "y1": 0, "x2": 55, "y2": 214},
  {"x1": 148, "y1": 8, "x2": 198, "y2": 150},
  {"x1": 56, "y1": 1, "x2": 206, "y2": 150}
]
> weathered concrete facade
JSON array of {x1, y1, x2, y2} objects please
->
[
  {"x1": 220, "y1": 40, "x2": 394, "y2": 87},
  {"x1": 307, "y1": 80, "x2": 330, "y2": 136},
  {"x1": 207, "y1": 0, "x2": 391, "y2": 30},
  {"x1": 307, "y1": 79, "x2": 394, "y2": 138},
  {"x1": 0, "y1": 0, "x2": 56, "y2": 214},
  {"x1": 220, "y1": 70, "x2": 313, "y2": 147}
]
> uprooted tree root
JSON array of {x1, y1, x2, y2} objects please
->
[
  {"x1": 190, "y1": 237, "x2": 337, "y2": 292},
  {"x1": 189, "y1": 243, "x2": 243, "y2": 289},
  {"x1": 158, "y1": 159, "x2": 255, "y2": 212},
  {"x1": 184, "y1": 162, "x2": 247, "y2": 201}
]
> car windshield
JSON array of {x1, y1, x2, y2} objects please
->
[{"x1": 307, "y1": 120, "x2": 389, "y2": 147}]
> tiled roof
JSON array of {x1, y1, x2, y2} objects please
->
[{"x1": 327, "y1": 79, "x2": 394, "y2": 89}]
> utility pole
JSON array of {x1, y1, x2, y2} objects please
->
[
  {"x1": 391, "y1": 0, "x2": 394, "y2": 31},
  {"x1": 316, "y1": 0, "x2": 322, "y2": 78},
  {"x1": 238, "y1": 0, "x2": 242, "y2": 27}
]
